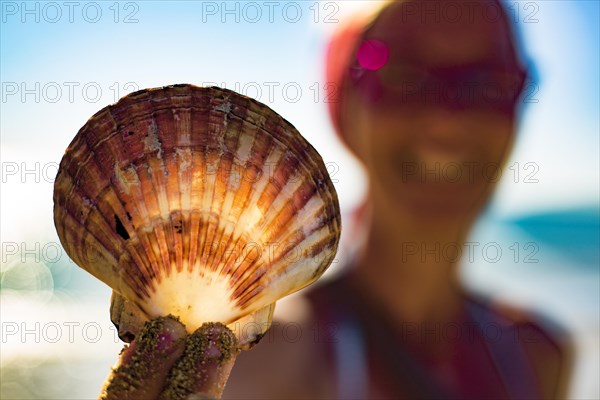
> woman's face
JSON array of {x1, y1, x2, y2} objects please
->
[{"x1": 343, "y1": 0, "x2": 523, "y2": 224}]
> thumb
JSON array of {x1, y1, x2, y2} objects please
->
[{"x1": 159, "y1": 322, "x2": 239, "y2": 400}]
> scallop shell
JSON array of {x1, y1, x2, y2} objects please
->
[{"x1": 54, "y1": 84, "x2": 341, "y2": 332}]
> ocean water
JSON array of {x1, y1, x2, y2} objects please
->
[
  {"x1": 1, "y1": 208, "x2": 598, "y2": 399},
  {"x1": 462, "y1": 207, "x2": 599, "y2": 399}
]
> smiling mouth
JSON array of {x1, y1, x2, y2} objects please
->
[
  {"x1": 389, "y1": 136, "x2": 494, "y2": 187},
  {"x1": 393, "y1": 155, "x2": 491, "y2": 188},
  {"x1": 416, "y1": 148, "x2": 468, "y2": 168}
]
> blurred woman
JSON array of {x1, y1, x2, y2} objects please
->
[{"x1": 224, "y1": 0, "x2": 572, "y2": 398}]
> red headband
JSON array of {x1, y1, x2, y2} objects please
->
[{"x1": 324, "y1": 13, "x2": 374, "y2": 147}]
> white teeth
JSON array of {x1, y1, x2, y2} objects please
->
[
  {"x1": 420, "y1": 154, "x2": 464, "y2": 170},
  {"x1": 416, "y1": 142, "x2": 469, "y2": 169}
]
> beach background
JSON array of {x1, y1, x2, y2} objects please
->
[{"x1": 1, "y1": 1, "x2": 598, "y2": 398}]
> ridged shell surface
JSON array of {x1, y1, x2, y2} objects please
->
[{"x1": 53, "y1": 84, "x2": 341, "y2": 331}]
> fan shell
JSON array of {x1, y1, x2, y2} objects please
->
[{"x1": 53, "y1": 84, "x2": 341, "y2": 331}]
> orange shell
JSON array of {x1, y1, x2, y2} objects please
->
[{"x1": 53, "y1": 84, "x2": 341, "y2": 331}]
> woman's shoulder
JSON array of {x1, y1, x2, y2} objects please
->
[
  {"x1": 467, "y1": 293, "x2": 574, "y2": 399},
  {"x1": 222, "y1": 294, "x2": 336, "y2": 399}
]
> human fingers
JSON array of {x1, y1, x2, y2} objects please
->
[
  {"x1": 159, "y1": 322, "x2": 239, "y2": 399},
  {"x1": 100, "y1": 316, "x2": 187, "y2": 400}
]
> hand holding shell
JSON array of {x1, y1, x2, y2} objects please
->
[{"x1": 53, "y1": 84, "x2": 341, "y2": 398}]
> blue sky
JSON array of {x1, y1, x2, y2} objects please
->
[{"x1": 1, "y1": 0, "x2": 598, "y2": 245}]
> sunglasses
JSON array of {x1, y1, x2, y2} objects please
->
[{"x1": 349, "y1": 61, "x2": 528, "y2": 114}]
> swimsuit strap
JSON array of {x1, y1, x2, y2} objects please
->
[
  {"x1": 333, "y1": 310, "x2": 369, "y2": 399},
  {"x1": 465, "y1": 298, "x2": 541, "y2": 399}
]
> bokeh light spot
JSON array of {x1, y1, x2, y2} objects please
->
[{"x1": 357, "y1": 39, "x2": 389, "y2": 70}]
